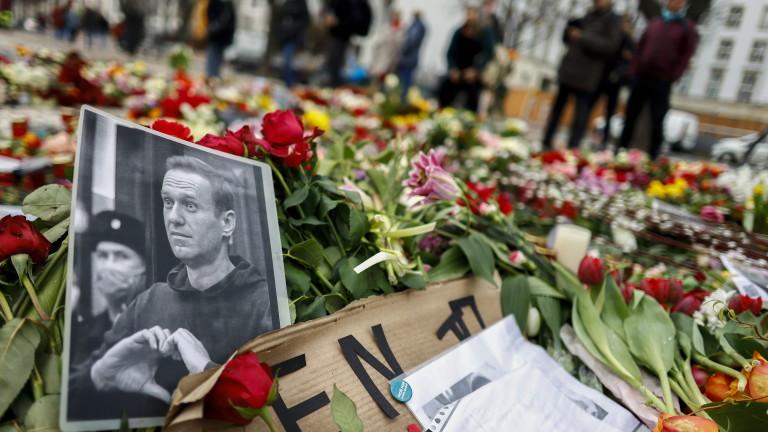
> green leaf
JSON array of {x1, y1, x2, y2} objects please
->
[
  {"x1": 324, "y1": 294, "x2": 348, "y2": 314},
  {"x1": 284, "y1": 261, "x2": 311, "y2": 296},
  {"x1": 576, "y1": 296, "x2": 643, "y2": 383},
  {"x1": 24, "y1": 395, "x2": 59, "y2": 432},
  {"x1": 36, "y1": 353, "x2": 60, "y2": 395},
  {"x1": 347, "y1": 207, "x2": 368, "y2": 246},
  {"x1": 288, "y1": 238, "x2": 325, "y2": 268},
  {"x1": 289, "y1": 302, "x2": 297, "y2": 324},
  {"x1": 601, "y1": 277, "x2": 630, "y2": 341},
  {"x1": 400, "y1": 273, "x2": 426, "y2": 290},
  {"x1": 289, "y1": 216, "x2": 326, "y2": 226},
  {"x1": 457, "y1": 234, "x2": 496, "y2": 286},
  {"x1": 338, "y1": 258, "x2": 377, "y2": 299},
  {"x1": 501, "y1": 276, "x2": 530, "y2": 333},
  {"x1": 22, "y1": 184, "x2": 71, "y2": 223},
  {"x1": 554, "y1": 261, "x2": 585, "y2": 300},
  {"x1": 296, "y1": 297, "x2": 327, "y2": 322},
  {"x1": 331, "y1": 385, "x2": 363, "y2": 432},
  {"x1": 536, "y1": 296, "x2": 562, "y2": 344},
  {"x1": 528, "y1": 277, "x2": 566, "y2": 299},
  {"x1": 705, "y1": 399, "x2": 768, "y2": 432},
  {"x1": 572, "y1": 301, "x2": 609, "y2": 365},
  {"x1": 284, "y1": 186, "x2": 310, "y2": 209},
  {"x1": 323, "y1": 247, "x2": 343, "y2": 267},
  {"x1": 427, "y1": 246, "x2": 469, "y2": 282},
  {"x1": 318, "y1": 195, "x2": 339, "y2": 218},
  {"x1": 624, "y1": 296, "x2": 676, "y2": 378},
  {"x1": 367, "y1": 168, "x2": 390, "y2": 204},
  {"x1": 0, "y1": 319, "x2": 41, "y2": 417},
  {"x1": 42, "y1": 217, "x2": 69, "y2": 244},
  {"x1": 315, "y1": 159, "x2": 338, "y2": 177},
  {"x1": 11, "y1": 392, "x2": 33, "y2": 422}
]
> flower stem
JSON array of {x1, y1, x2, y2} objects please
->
[
  {"x1": 682, "y1": 361, "x2": 709, "y2": 407},
  {"x1": 694, "y1": 352, "x2": 747, "y2": 392},
  {"x1": 257, "y1": 409, "x2": 278, "y2": 432},
  {"x1": 633, "y1": 381, "x2": 669, "y2": 413},
  {"x1": 314, "y1": 269, "x2": 335, "y2": 293},
  {"x1": 0, "y1": 293, "x2": 13, "y2": 321},
  {"x1": 326, "y1": 215, "x2": 346, "y2": 253},
  {"x1": 670, "y1": 378, "x2": 698, "y2": 411},
  {"x1": 717, "y1": 334, "x2": 755, "y2": 371},
  {"x1": 659, "y1": 373, "x2": 676, "y2": 414},
  {"x1": 21, "y1": 273, "x2": 49, "y2": 321},
  {"x1": 267, "y1": 158, "x2": 291, "y2": 196}
]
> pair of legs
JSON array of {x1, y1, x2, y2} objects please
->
[
  {"x1": 325, "y1": 35, "x2": 349, "y2": 87},
  {"x1": 542, "y1": 83, "x2": 593, "y2": 150},
  {"x1": 397, "y1": 65, "x2": 416, "y2": 100},
  {"x1": 438, "y1": 74, "x2": 482, "y2": 113},
  {"x1": 590, "y1": 80, "x2": 623, "y2": 147},
  {"x1": 281, "y1": 40, "x2": 299, "y2": 87},
  {"x1": 618, "y1": 78, "x2": 672, "y2": 160},
  {"x1": 206, "y1": 42, "x2": 227, "y2": 78}
]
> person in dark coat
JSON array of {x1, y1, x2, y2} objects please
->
[
  {"x1": 438, "y1": 6, "x2": 494, "y2": 113},
  {"x1": 277, "y1": 0, "x2": 310, "y2": 87},
  {"x1": 118, "y1": 0, "x2": 146, "y2": 56},
  {"x1": 542, "y1": 0, "x2": 621, "y2": 150},
  {"x1": 70, "y1": 211, "x2": 147, "y2": 366},
  {"x1": 322, "y1": 0, "x2": 372, "y2": 87},
  {"x1": 618, "y1": 0, "x2": 698, "y2": 160},
  {"x1": 206, "y1": 0, "x2": 237, "y2": 78},
  {"x1": 591, "y1": 14, "x2": 635, "y2": 148},
  {"x1": 67, "y1": 156, "x2": 277, "y2": 421},
  {"x1": 82, "y1": 6, "x2": 109, "y2": 48},
  {"x1": 396, "y1": 10, "x2": 427, "y2": 99}
]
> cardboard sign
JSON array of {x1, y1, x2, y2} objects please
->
[{"x1": 165, "y1": 277, "x2": 502, "y2": 431}]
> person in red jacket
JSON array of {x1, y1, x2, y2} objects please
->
[{"x1": 618, "y1": 0, "x2": 698, "y2": 159}]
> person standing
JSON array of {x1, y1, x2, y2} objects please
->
[
  {"x1": 438, "y1": 6, "x2": 494, "y2": 113},
  {"x1": 82, "y1": 5, "x2": 109, "y2": 49},
  {"x1": 52, "y1": 1, "x2": 72, "y2": 41},
  {"x1": 591, "y1": 14, "x2": 635, "y2": 148},
  {"x1": 541, "y1": 0, "x2": 621, "y2": 150},
  {"x1": 277, "y1": 0, "x2": 310, "y2": 87},
  {"x1": 396, "y1": 10, "x2": 427, "y2": 99},
  {"x1": 206, "y1": 0, "x2": 237, "y2": 79},
  {"x1": 618, "y1": 0, "x2": 698, "y2": 160},
  {"x1": 118, "y1": 0, "x2": 146, "y2": 56},
  {"x1": 322, "y1": 0, "x2": 372, "y2": 87}
]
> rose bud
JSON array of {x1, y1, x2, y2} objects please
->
[
  {"x1": 728, "y1": 294, "x2": 764, "y2": 316},
  {"x1": 704, "y1": 372, "x2": 733, "y2": 402},
  {"x1": 748, "y1": 359, "x2": 768, "y2": 402},
  {"x1": 578, "y1": 255, "x2": 604, "y2": 287},
  {"x1": 204, "y1": 352, "x2": 278, "y2": 426},
  {"x1": 509, "y1": 251, "x2": 526, "y2": 267},
  {"x1": 654, "y1": 414, "x2": 718, "y2": 432},
  {"x1": 0, "y1": 215, "x2": 51, "y2": 264},
  {"x1": 691, "y1": 366, "x2": 709, "y2": 390}
]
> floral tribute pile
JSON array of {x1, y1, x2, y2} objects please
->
[{"x1": 2, "y1": 48, "x2": 768, "y2": 432}]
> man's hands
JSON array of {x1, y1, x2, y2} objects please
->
[
  {"x1": 90, "y1": 326, "x2": 211, "y2": 402},
  {"x1": 567, "y1": 27, "x2": 583, "y2": 42}
]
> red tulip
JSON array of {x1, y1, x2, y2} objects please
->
[
  {"x1": 671, "y1": 295, "x2": 702, "y2": 316},
  {"x1": 496, "y1": 192, "x2": 513, "y2": 216},
  {"x1": 641, "y1": 278, "x2": 671, "y2": 305},
  {"x1": 704, "y1": 373, "x2": 733, "y2": 402},
  {"x1": 197, "y1": 133, "x2": 246, "y2": 157},
  {"x1": 578, "y1": 256, "x2": 604, "y2": 287},
  {"x1": 204, "y1": 352, "x2": 277, "y2": 425},
  {"x1": 728, "y1": 294, "x2": 763, "y2": 316},
  {"x1": 0, "y1": 215, "x2": 51, "y2": 264},
  {"x1": 621, "y1": 283, "x2": 636, "y2": 304},
  {"x1": 668, "y1": 279, "x2": 684, "y2": 305},
  {"x1": 151, "y1": 119, "x2": 193, "y2": 142},
  {"x1": 691, "y1": 366, "x2": 709, "y2": 390}
]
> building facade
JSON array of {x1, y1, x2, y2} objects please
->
[{"x1": 680, "y1": 0, "x2": 768, "y2": 106}]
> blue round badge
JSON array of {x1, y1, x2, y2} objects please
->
[{"x1": 390, "y1": 379, "x2": 413, "y2": 403}]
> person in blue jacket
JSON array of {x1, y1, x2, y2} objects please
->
[{"x1": 396, "y1": 10, "x2": 427, "y2": 99}]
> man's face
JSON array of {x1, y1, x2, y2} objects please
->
[
  {"x1": 161, "y1": 169, "x2": 230, "y2": 267},
  {"x1": 94, "y1": 241, "x2": 145, "y2": 301},
  {"x1": 667, "y1": 0, "x2": 687, "y2": 12}
]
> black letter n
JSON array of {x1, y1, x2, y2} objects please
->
[{"x1": 338, "y1": 324, "x2": 403, "y2": 418}]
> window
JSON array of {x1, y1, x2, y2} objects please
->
[
  {"x1": 751, "y1": 40, "x2": 768, "y2": 63},
  {"x1": 738, "y1": 71, "x2": 760, "y2": 103},
  {"x1": 717, "y1": 39, "x2": 734, "y2": 60},
  {"x1": 676, "y1": 70, "x2": 693, "y2": 96},
  {"x1": 706, "y1": 68, "x2": 725, "y2": 99},
  {"x1": 761, "y1": 6, "x2": 768, "y2": 30},
  {"x1": 726, "y1": 5, "x2": 744, "y2": 28}
]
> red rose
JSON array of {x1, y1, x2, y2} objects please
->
[
  {"x1": 261, "y1": 110, "x2": 305, "y2": 155},
  {"x1": 0, "y1": 215, "x2": 51, "y2": 264},
  {"x1": 204, "y1": 352, "x2": 277, "y2": 426},
  {"x1": 728, "y1": 294, "x2": 763, "y2": 315},
  {"x1": 197, "y1": 133, "x2": 245, "y2": 157},
  {"x1": 407, "y1": 424, "x2": 422, "y2": 432},
  {"x1": 578, "y1": 256, "x2": 604, "y2": 287},
  {"x1": 671, "y1": 294, "x2": 702, "y2": 316},
  {"x1": 227, "y1": 126, "x2": 260, "y2": 156},
  {"x1": 694, "y1": 271, "x2": 707, "y2": 283},
  {"x1": 496, "y1": 192, "x2": 513, "y2": 216},
  {"x1": 558, "y1": 201, "x2": 578, "y2": 219},
  {"x1": 151, "y1": 119, "x2": 193, "y2": 142},
  {"x1": 640, "y1": 278, "x2": 671, "y2": 305}
]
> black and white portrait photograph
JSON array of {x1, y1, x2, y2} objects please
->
[{"x1": 60, "y1": 107, "x2": 289, "y2": 431}]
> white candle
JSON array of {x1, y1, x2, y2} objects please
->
[{"x1": 548, "y1": 224, "x2": 592, "y2": 274}]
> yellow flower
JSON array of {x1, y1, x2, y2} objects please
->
[
  {"x1": 259, "y1": 94, "x2": 274, "y2": 111},
  {"x1": 148, "y1": 107, "x2": 162, "y2": 119},
  {"x1": 303, "y1": 110, "x2": 331, "y2": 132},
  {"x1": 646, "y1": 181, "x2": 667, "y2": 198},
  {"x1": 754, "y1": 183, "x2": 765, "y2": 197}
]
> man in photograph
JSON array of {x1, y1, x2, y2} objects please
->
[{"x1": 70, "y1": 155, "x2": 275, "y2": 414}]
